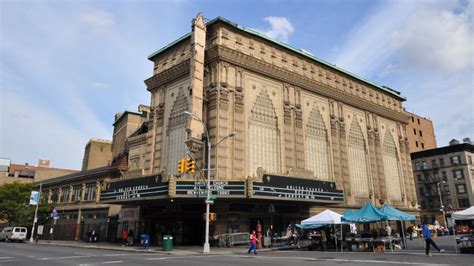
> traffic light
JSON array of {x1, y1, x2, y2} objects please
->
[
  {"x1": 203, "y1": 212, "x2": 217, "y2": 221},
  {"x1": 177, "y1": 159, "x2": 185, "y2": 174},
  {"x1": 209, "y1": 212, "x2": 217, "y2": 221},
  {"x1": 185, "y1": 158, "x2": 196, "y2": 173}
]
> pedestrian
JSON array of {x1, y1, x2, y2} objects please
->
[
  {"x1": 385, "y1": 224, "x2": 392, "y2": 237},
  {"x1": 320, "y1": 229, "x2": 327, "y2": 251},
  {"x1": 121, "y1": 229, "x2": 128, "y2": 247},
  {"x1": 265, "y1": 227, "x2": 273, "y2": 248},
  {"x1": 91, "y1": 229, "x2": 97, "y2": 242},
  {"x1": 407, "y1": 225, "x2": 414, "y2": 241},
  {"x1": 248, "y1": 230, "x2": 258, "y2": 255},
  {"x1": 422, "y1": 224, "x2": 444, "y2": 256},
  {"x1": 127, "y1": 229, "x2": 134, "y2": 246}
]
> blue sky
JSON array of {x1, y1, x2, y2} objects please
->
[{"x1": 1, "y1": 0, "x2": 472, "y2": 169}]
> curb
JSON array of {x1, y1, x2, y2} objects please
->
[{"x1": 32, "y1": 241, "x2": 274, "y2": 255}]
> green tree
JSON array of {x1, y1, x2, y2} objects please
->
[{"x1": 0, "y1": 182, "x2": 53, "y2": 226}]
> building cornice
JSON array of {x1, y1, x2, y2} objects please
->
[
  {"x1": 208, "y1": 45, "x2": 409, "y2": 124},
  {"x1": 145, "y1": 60, "x2": 190, "y2": 91}
]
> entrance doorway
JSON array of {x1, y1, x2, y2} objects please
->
[{"x1": 143, "y1": 203, "x2": 205, "y2": 246}]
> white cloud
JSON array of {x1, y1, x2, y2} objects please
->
[
  {"x1": 80, "y1": 10, "x2": 115, "y2": 28},
  {"x1": 391, "y1": 2, "x2": 473, "y2": 72},
  {"x1": 334, "y1": 0, "x2": 473, "y2": 147},
  {"x1": 1, "y1": 89, "x2": 87, "y2": 169},
  {"x1": 257, "y1": 16, "x2": 295, "y2": 42},
  {"x1": 335, "y1": 0, "x2": 473, "y2": 76},
  {"x1": 92, "y1": 81, "x2": 109, "y2": 89}
]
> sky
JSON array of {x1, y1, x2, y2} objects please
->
[{"x1": 1, "y1": 0, "x2": 473, "y2": 170}]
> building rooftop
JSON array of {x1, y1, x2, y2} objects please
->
[
  {"x1": 411, "y1": 143, "x2": 474, "y2": 159},
  {"x1": 148, "y1": 16, "x2": 405, "y2": 101}
]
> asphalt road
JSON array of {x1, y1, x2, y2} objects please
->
[{"x1": 0, "y1": 242, "x2": 472, "y2": 266}]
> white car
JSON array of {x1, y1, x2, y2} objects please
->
[{"x1": 0, "y1": 227, "x2": 28, "y2": 242}]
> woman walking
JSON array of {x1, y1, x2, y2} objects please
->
[{"x1": 248, "y1": 230, "x2": 259, "y2": 255}]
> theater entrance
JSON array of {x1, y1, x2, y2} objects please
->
[{"x1": 142, "y1": 202, "x2": 205, "y2": 246}]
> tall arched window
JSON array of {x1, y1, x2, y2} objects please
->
[
  {"x1": 347, "y1": 119, "x2": 370, "y2": 198},
  {"x1": 383, "y1": 131, "x2": 402, "y2": 201},
  {"x1": 165, "y1": 89, "x2": 188, "y2": 175},
  {"x1": 248, "y1": 90, "x2": 280, "y2": 176},
  {"x1": 305, "y1": 107, "x2": 331, "y2": 180}
]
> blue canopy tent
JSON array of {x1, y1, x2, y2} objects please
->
[
  {"x1": 379, "y1": 204, "x2": 416, "y2": 221},
  {"x1": 342, "y1": 209, "x2": 356, "y2": 217},
  {"x1": 378, "y1": 204, "x2": 416, "y2": 249},
  {"x1": 342, "y1": 202, "x2": 389, "y2": 222},
  {"x1": 342, "y1": 203, "x2": 389, "y2": 252}
]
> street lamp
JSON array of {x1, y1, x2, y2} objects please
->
[
  {"x1": 436, "y1": 181, "x2": 448, "y2": 228},
  {"x1": 184, "y1": 111, "x2": 236, "y2": 253}
]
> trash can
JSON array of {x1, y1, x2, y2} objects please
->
[
  {"x1": 140, "y1": 234, "x2": 150, "y2": 249},
  {"x1": 163, "y1": 235, "x2": 173, "y2": 251}
]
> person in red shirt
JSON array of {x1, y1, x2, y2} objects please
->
[{"x1": 248, "y1": 230, "x2": 258, "y2": 255}]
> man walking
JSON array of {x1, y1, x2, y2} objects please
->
[
  {"x1": 422, "y1": 224, "x2": 444, "y2": 256},
  {"x1": 248, "y1": 230, "x2": 258, "y2": 255}
]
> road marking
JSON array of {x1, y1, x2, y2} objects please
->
[
  {"x1": 101, "y1": 261, "x2": 123, "y2": 264},
  {"x1": 38, "y1": 255, "x2": 92, "y2": 260},
  {"x1": 0, "y1": 257, "x2": 13, "y2": 259},
  {"x1": 243, "y1": 255, "x2": 450, "y2": 265},
  {"x1": 146, "y1": 255, "x2": 222, "y2": 260},
  {"x1": 103, "y1": 254, "x2": 130, "y2": 257},
  {"x1": 0, "y1": 259, "x2": 16, "y2": 263}
]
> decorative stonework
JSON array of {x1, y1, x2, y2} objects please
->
[
  {"x1": 145, "y1": 60, "x2": 190, "y2": 91},
  {"x1": 208, "y1": 45, "x2": 408, "y2": 124},
  {"x1": 347, "y1": 119, "x2": 370, "y2": 198},
  {"x1": 248, "y1": 90, "x2": 281, "y2": 176},
  {"x1": 382, "y1": 131, "x2": 402, "y2": 202},
  {"x1": 305, "y1": 106, "x2": 331, "y2": 180}
]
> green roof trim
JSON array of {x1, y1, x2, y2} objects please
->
[{"x1": 147, "y1": 16, "x2": 405, "y2": 101}]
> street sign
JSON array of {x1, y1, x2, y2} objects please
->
[
  {"x1": 205, "y1": 200, "x2": 214, "y2": 205},
  {"x1": 29, "y1": 191, "x2": 40, "y2": 205},
  {"x1": 37, "y1": 225, "x2": 43, "y2": 235}
]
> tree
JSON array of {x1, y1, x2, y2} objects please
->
[{"x1": 0, "y1": 182, "x2": 53, "y2": 226}]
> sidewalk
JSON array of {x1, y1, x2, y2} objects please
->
[{"x1": 33, "y1": 240, "x2": 273, "y2": 255}]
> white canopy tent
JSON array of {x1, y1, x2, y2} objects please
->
[
  {"x1": 302, "y1": 209, "x2": 344, "y2": 225},
  {"x1": 451, "y1": 206, "x2": 474, "y2": 253},
  {"x1": 452, "y1": 206, "x2": 474, "y2": 220},
  {"x1": 301, "y1": 209, "x2": 348, "y2": 252}
]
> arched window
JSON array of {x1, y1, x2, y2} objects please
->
[
  {"x1": 347, "y1": 119, "x2": 370, "y2": 197},
  {"x1": 248, "y1": 90, "x2": 280, "y2": 176},
  {"x1": 165, "y1": 89, "x2": 188, "y2": 175},
  {"x1": 383, "y1": 131, "x2": 402, "y2": 201},
  {"x1": 305, "y1": 107, "x2": 331, "y2": 180}
]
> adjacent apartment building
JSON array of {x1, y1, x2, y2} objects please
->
[
  {"x1": 0, "y1": 158, "x2": 78, "y2": 184},
  {"x1": 411, "y1": 138, "x2": 474, "y2": 225},
  {"x1": 405, "y1": 111, "x2": 437, "y2": 153}
]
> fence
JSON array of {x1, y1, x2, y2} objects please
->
[{"x1": 35, "y1": 221, "x2": 144, "y2": 243}]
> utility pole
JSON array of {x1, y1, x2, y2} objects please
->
[
  {"x1": 30, "y1": 182, "x2": 42, "y2": 243},
  {"x1": 436, "y1": 182, "x2": 448, "y2": 228}
]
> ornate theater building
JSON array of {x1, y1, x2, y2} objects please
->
[{"x1": 94, "y1": 14, "x2": 418, "y2": 245}]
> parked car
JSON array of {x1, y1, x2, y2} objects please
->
[{"x1": 0, "y1": 227, "x2": 28, "y2": 242}]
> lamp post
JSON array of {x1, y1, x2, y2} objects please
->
[
  {"x1": 184, "y1": 111, "x2": 235, "y2": 253},
  {"x1": 436, "y1": 181, "x2": 448, "y2": 228}
]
